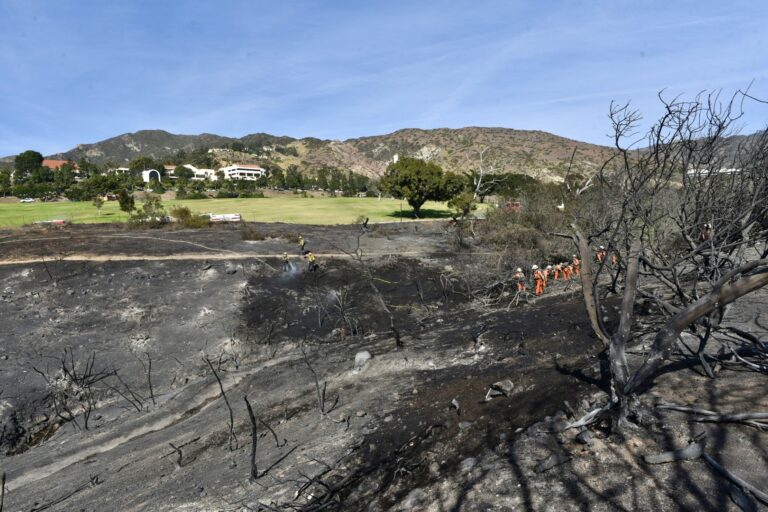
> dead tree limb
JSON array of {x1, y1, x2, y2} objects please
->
[
  {"x1": 244, "y1": 395, "x2": 259, "y2": 481},
  {"x1": 204, "y1": 356, "x2": 238, "y2": 451},
  {"x1": 168, "y1": 442, "x2": 183, "y2": 468},
  {"x1": 300, "y1": 343, "x2": 330, "y2": 416},
  {"x1": 703, "y1": 453, "x2": 768, "y2": 505},
  {"x1": 627, "y1": 260, "x2": 768, "y2": 393},
  {"x1": 643, "y1": 440, "x2": 703, "y2": 464}
]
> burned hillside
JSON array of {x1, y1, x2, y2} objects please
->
[{"x1": 0, "y1": 218, "x2": 765, "y2": 511}]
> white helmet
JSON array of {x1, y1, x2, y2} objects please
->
[
  {"x1": 546, "y1": 265, "x2": 552, "y2": 269},
  {"x1": 704, "y1": 223, "x2": 711, "y2": 229},
  {"x1": 532, "y1": 265, "x2": 539, "y2": 270},
  {"x1": 572, "y1": 254, "x2": 577, "y2": 258},
  {"x1": 516, "y1": 267, "x2": 522, "y2": 273},
  {"x1": 599, "y1": 245, "x2": 605, "y2": 250}
]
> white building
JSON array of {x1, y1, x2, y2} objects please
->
[
  {"x1": 219, "y1": 164, "x2": 266, "y2": 181},
  {"x1": 141, "y1": 169, "x2": 161, "y2": 182},
  {"x1": 164, "y1": 164, "x2": 218, "y2": 181},
  {"x1": 183, "y1": 164, "x2": 217, "y2": 181}
]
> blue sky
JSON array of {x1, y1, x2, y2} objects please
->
[{"x1": 1, "y1": 0, "x2": 767, "y2": 156}]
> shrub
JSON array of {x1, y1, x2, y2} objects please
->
[
  {"x1": 170, "y1": 206, "x2": 212, "y2": 228},
  {"x1": 241, "y1": 225, "x2": 266, "y2": 241},
  {"x1": 239, "y1": 191, "x2": 265, "y2": 198},
  {"x1": 128, "y1": 194, "x2": 168, "y2": 229}
]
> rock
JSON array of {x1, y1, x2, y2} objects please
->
[
  {"x1": 354, "y1": 350, "x2": 372, "y2": 370},
  {"x1": 450, "y1": 398, "x2": 461, "y2": 415},
  {"x1": 458, "y1": 421, "x2": 473, "y2": 430},
  {"x1": 535, "y1": 453, "x2": 572, "y2": 473},
  {"x1": 355, "y1": 410, "x2": 366, "y2": 417},
  {"x1": 484, "y1": 379, "x2": 515, "y2": 401},
  {"x1": 402, "y1": 488, "x2": 430, "y2": 509},
  {"x1": 225, "y1": 267, "x2": 237, "y2": 275},
  {"x1": 384, "y1": 415, "x2": 394, "y2": 423},
  {"x1": 0, "y1": 355, "x2": 7, "y2": 361},
  {"x1": 460, "y1": 457, "x2": 477, "y2": 473},
  {"x1": 576, "y1": 430, "x2": 594, "y2": 445}
]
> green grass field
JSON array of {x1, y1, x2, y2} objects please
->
[{"x1": 0, "y1": 197, "x2": 472, "y2": 227}]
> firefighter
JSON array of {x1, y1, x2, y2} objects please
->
[
  {"x1": 572, "y1": 254, "x2": 581, "y2": 276},
  {"x1": 281, "y1": 252, "x2": 291, "y2": 272},
  {"x1": 298, "y1": 235, "x2": 306, "y2": 253},
  {"x1": 562, "y1": 261, "x2": 572, "y2": 280},
  {"x1": 611, "y1": 253, "x2": 619, "y2": 267},
  {"x1": 513, "y1": 267, "x2": 527, "y2": 292},
  {"x1": 307, "y1": 251, "x2": 317, "y2": 272},
  {"x1": 533, "y1": 265, "x2": 545, "y2": 296},
  {"x1": 545, "y1": 265, "x2": 553, "y2": 287},
  {"x1": 596, "y1": 246, "x2": 607, "y2": 263},
  {"x1": 553, "y1": 263, "x2": 562, "y2": 280}
]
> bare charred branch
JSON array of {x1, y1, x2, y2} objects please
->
[{"x1": 204, "y1": 356, "x2": 238, "y2": 451}]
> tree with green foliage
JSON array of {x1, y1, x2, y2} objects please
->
[
  {"x1": 285, "y1": 165, "x2": 303, "y2": 189},
  {"x1": 13, "y1": 150, "x2": 44, "y2": 184},
  {"x1": 128, "y1": 156, "x2": 156, "y2": 175},
  {"x1": 269, "y1": 168, "x2": 286, "y2": 189},
  {"x1": 0, "y1": 168, "x2": 11, "y2": 196},
  {"x1": 118, "y1": 189, "x2": 135, "y2": 213},
  {"x1": 53, "y1": 163, "x2": 77, "y2": 193},
  {"x1": 447, "y1": 191, "x2": 477, "y2": 219},
  {"x1": 129, "y1": 194, "x2": 166, "y2": 227},
  {"x1": 78, "y1": 158, "x2": 101, "y2": 178},
  {"x1": 380, "y1": 157, "x2": 465, "y2": 217},
  {"x1": 190, "y1": 147, "x2": 214, "y2": 168},
  {"x1": 174, "y1": 165, "x2": 194, "y2": 183}
]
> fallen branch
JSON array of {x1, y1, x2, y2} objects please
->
[
  {"x1": 657, "y1": 403, "x2": 768, "y2": 430},
  {"x1": 703, "y1": 453, "x2": 768, "y2": 505},
  {"x1": 644, "y1": 441, "x2": 703, "y2": 464}
]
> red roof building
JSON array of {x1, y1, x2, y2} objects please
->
[{"x1": 42, "y1": 159, "x2": 70, "y2": 170}]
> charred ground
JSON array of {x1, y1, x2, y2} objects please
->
[{"x1": 0, "y1": 222, "x2": 764, "y2": 511}]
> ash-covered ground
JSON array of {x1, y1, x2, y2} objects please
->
[{"x1": 0, "y1": 222, "x2": 765, "y2": 511}]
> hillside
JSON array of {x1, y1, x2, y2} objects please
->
[{"x1": 11, "y1": 127, "x2": 617, "y2": 181}]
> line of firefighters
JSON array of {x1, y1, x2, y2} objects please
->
[
  {"x1": 281, "y1": 235, "x2": 318, "y2": 272},
  {"x1": 513, "y1": 245, "x2": 619, "y2": 296}
]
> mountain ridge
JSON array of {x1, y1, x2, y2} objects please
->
[{"x1": 3, "y1": 127, "x2": 617, "y2": 181}]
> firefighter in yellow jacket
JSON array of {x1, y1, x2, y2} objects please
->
[{"x1": 307, "y1": 251, "x2": 317, "y2": 272}]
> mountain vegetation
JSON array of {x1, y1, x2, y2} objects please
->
[{"x1": 2, "y1": 127, "x2": 616, "y2": 183}]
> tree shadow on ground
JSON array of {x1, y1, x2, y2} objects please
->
[{"x1": 387, "y1": 208, "x2": 454, "y2": 220}]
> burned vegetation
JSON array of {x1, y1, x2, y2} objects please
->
[{"x1": 0, "y1": 91, "x2": 766, "y2": 511}]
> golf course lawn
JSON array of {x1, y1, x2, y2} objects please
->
[{"x1": 0, "y1": 196, "x2": 472, "y2": 227}]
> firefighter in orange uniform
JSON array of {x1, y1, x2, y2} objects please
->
[
  {"x1": 513, "y1": 267, "x2": 526, "y2": 292},
  {"x1": 532, "y1": 265, "x2": 545, "y2": 296},
  {"x1": 562, "y1": 261, "x2": 572, "y2": 280},
  {"x1": 596, "y1": 246, "x2": 607, "y2": 263},
  {"x1": 572, "y1": 255, "x2": 581, "y2": 276}
]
